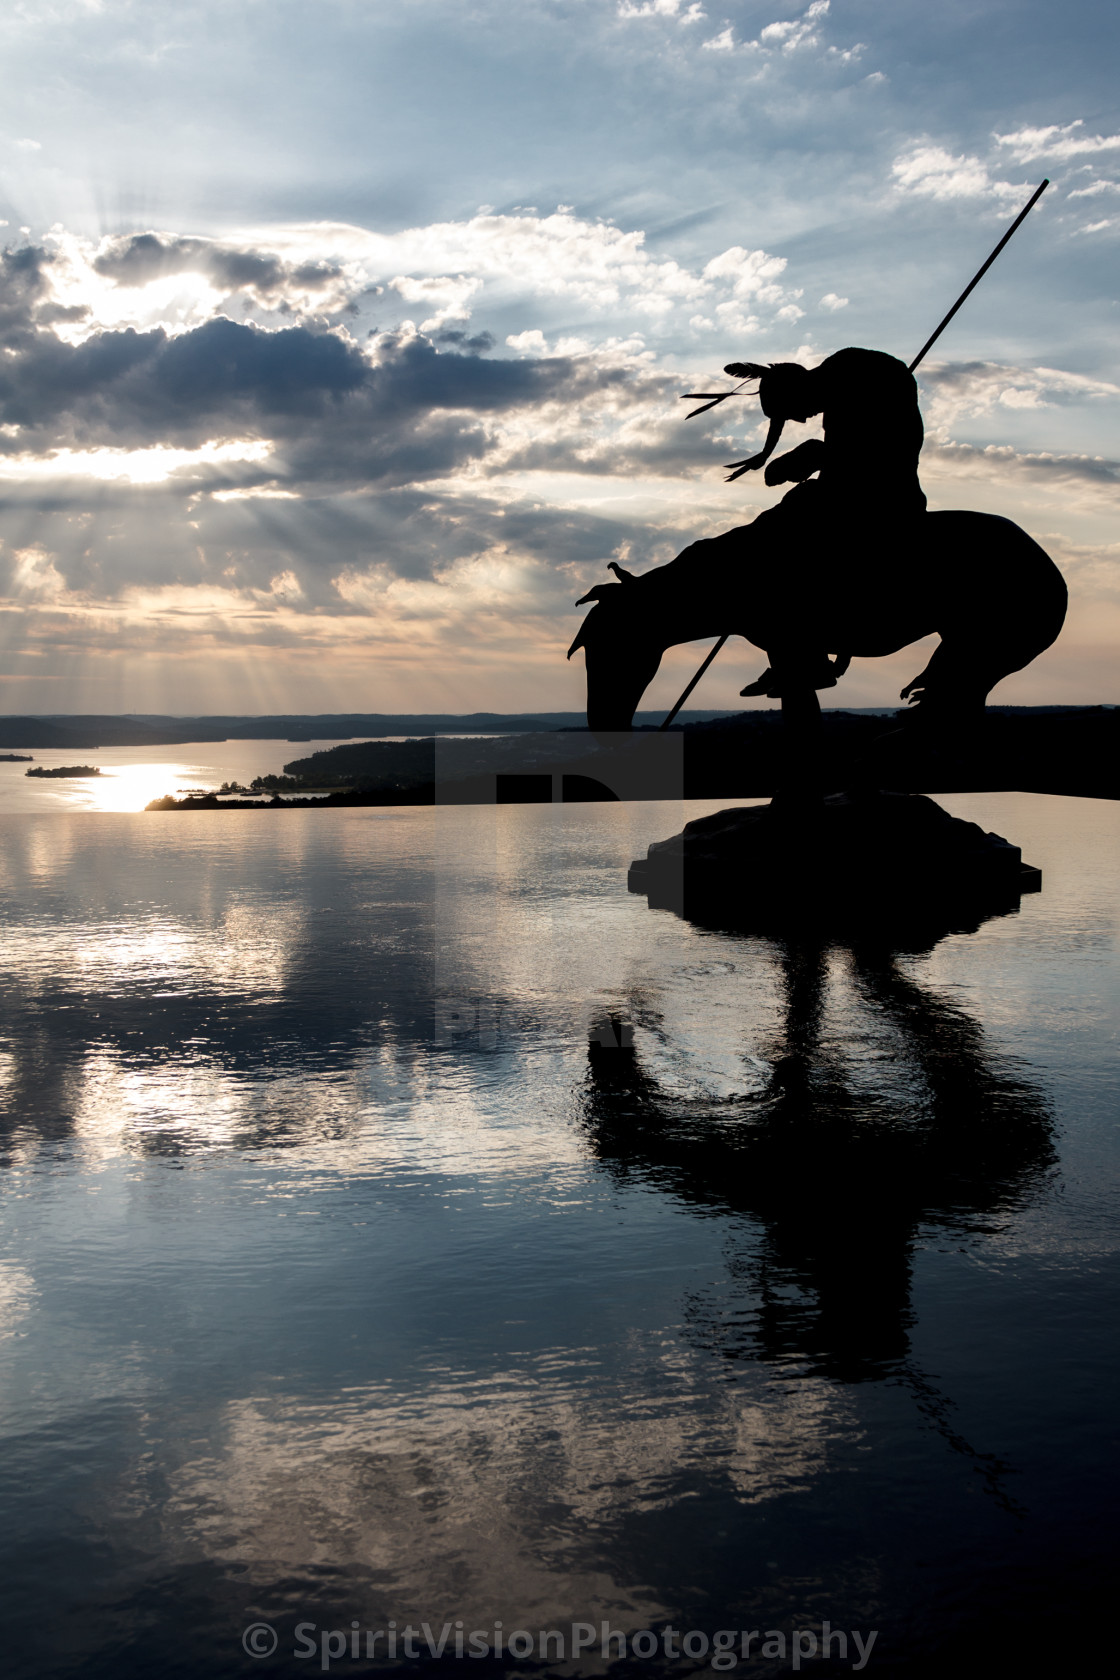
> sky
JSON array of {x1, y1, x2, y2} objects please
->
[{"x1": 0, "y1": 0, "x2": 1117, "y2": 717}]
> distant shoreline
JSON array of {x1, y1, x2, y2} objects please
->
[
  {"x1": 147, "y1": 788, "x2": 435, "y2": 811},
  {"x1": 144, "y1": 706, "x2": 1120, "y2": 809},
  {"x1": 0, "y1": 705, "x2": 1111, "y2": 753},
  {"x1": 0, "y1": 709, "x2": 726, "y2": 751}
]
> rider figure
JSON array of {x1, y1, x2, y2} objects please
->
[
  {"x1": 572, "y1": 346, "x2": 930, "y2": 707},
  {"x1": 724, "y1": 348, "x2": 927, "y2": 696}
]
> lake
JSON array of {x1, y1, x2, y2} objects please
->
[
  {"x1": 0, "y1": 793, "x2": 1117, "y2": 1678},
  {"x1": 0, "y1": 740, "x2": 373, "y2": 813}
]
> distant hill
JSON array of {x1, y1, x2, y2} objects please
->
[
  {"x1": 0, "y1": 705, "x2": 1105, "y2": 752},
  {"x1": 0, "y1": 716, "x2": 227, "y2": 750},
  {"x1": 0, "y1": 710, "x2": 730, "y2": 749}
]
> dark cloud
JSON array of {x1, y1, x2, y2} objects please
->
[
  {"x1": 0, "y1": 466, "x2": 684, "y2": 612},
  {"x1": 0, "y1": 240, "x2": 703, "y2": 617},
  {"x1": 0, "y1": 244, "x2": 54, "y2": 338},
  {"x1": 434, "y1": 328, "x2": 496, "y2": 352},
  {"x1": 927, "y1": 439, "x2": 1120, "y2": 488},
  {"x1": 494, "y1": 418, "x2": 740, "y2": 481},
  {"x1": 90, "y1": 232, "x2": 352, "y2": 305},
  {"x1": 0, "y1": 291, "x2": 613, "y2": 483},
  {"x1": 0, "y1": 237, "x2": 702, "y2": 503}
]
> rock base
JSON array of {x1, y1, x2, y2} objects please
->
[{"x1": 628, "y1": 791, "x2": 1041, "y2": 934}]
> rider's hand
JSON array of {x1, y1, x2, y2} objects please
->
[
  {"x1": 723, "y1": 363, "x2": 753, "y2": 379},
  {"x1": 764, "y1": 438, "x2": 825, "y2": 486}
]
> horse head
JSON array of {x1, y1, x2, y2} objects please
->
[{"x1": 568, "y1": 577, "x2": 666, "y2": 732}]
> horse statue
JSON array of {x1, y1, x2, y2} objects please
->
[
  {"x1": 568, "y1": 352, "x2": 1068, "y2": 748},
  {"x1": 569, "y1": 508, "x2": 1068, "y2": 734}
]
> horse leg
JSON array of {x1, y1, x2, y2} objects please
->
[
  {"x1": 853, "y1": 636, "x2": 1001, "y2": 792},
  {"x1": 900, "y1": 639, "x2": 989, "y2": 717},
  {"x1": 898, "y1": 509, "x2": 1068, "y2": 735},
  {"x1": 775, "y1": 685, "x2": 825, "y2": 804}
]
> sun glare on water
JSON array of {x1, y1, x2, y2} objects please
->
[
  {"x1": 11, "y1": 760, "x2": 209, "y2": 813},
  {"x1": 80, "y1": 761, "x2": 210, "y2": 812},
  {"x1": 0, "y1": 740, "x2": 355, "y2": 814},
  {"x1": 0, "y1": 753, "x2": 234, "y2": 814}
]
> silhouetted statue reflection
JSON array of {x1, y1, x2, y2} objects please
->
[
  {"x1": 569, "y1": 350, "x2": 1067, "y2": 772},
  {"x1": 582, "y1": 916, "x2": 1055, "y2": 1398}
]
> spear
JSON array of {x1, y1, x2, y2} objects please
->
[{"x1": 658, "y1": 178, "x2": 1050, "y2": 731}]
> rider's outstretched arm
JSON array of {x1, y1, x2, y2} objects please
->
[{"x1": 764, "y1": 438, "x2": 825, "y2": 487}]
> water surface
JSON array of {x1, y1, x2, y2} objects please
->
[
  {"x1": 1, "y1": 794, "x2": 1117, "y2": 1677},
  {"x1": 0, "y1": 739, "x2": 366, "y2": 814}
]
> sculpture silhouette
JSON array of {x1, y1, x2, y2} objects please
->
[
  {"x1": 583, "y1": 914, "x2": 1055, "y2": 1473},
  {"x1": 569, "y1": 350, "x2": 1067, "y2": 747}
]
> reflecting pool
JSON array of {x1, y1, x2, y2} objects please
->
[{"x1": 0, "y1": 794, "x2": 1117, "y2": 1677}]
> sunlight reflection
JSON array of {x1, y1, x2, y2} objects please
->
[
  {"x1": 79, "y1": 761, "x2": 223, "y2": 814},
  {"x1": 160, "y1": 1358, "x2": 854, "y2": 1619},
  {"x1": 0, "y1": 1262, "x2": 36, "y2": 1340},
  {"x1": 59, "y1": 903, "x2": 306, "y2": 996},
  {"x1": 73, "y1": 1050, "x2": 253, "y2": 1152}
]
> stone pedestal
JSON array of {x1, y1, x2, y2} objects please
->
[{"x1": 628, "y1": 791, "x2": 1040, "y2": 933}]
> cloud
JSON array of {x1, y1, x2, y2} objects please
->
[
  {"x1": 0, "y1": 2, "x2": 1116, "y2": 712},
  {"x1": 617, "y1": 0, "x2": 704, "y2": 17},
  {"x1": 9, "y1": 545, "x2": 65, "y2": 598},
  {"x1": 0, "y1": 473, "x2": 686, "y2": 681},
  {"x1": 311, "y1": 208, "x2": 715, "y2": 317},
  {"x1": 1033, "y1": 535, "x2": 1120, "y2": 602},
  {"x1": 925, "y1": 438, "x2": 1120, "y2": 495},
  {"x1": 92, "y1": 233, "x2": 337, "y2": 295},
  {"x1": 1067, "y1": 178, "x2": 1120, "y2": 199},
  {"x1": 505, "y1": 329, "x2": 549, "y2": 357},
  {"x1": 214, "y1": 207, "x2": 814, "y2": 360},
  {"x1": 0, "y1": 241, "x2": 622, "y2": 490},
  {"x1": 701, "y1": 245, "x2": 790, "y2": 304},
  {"x1": 0, "y1": 260, "x2": 705, "y2": 621},
  {"x1": 917, "y1": 360, "x2": 1120, "y2": 433},
  {"x1": 2, "y1": 192, "x2": 1107, "y2": 710},
  {"x1": 0, "y1": 308, "x2": 368, "y2": 440},
  {"x1": 757, "y1": 1, "x2": 831, "y2": 53},
  {"x1": 694, "y1": 1, "x2": 852, "y2": 59},
  {"x1": 0, "y1": 210, "x2": 812, "y2": 645},
  {"x1": 995, "y1": 121, "x2": 1120, "y2": 164},
  {"x1": 891, "y1": 144, "x2": 1028, "y2": 203},
  {"x1": 0, "y1": 321, "x2": 617, "y2": 526},
  {"x1": 389, "y1": 273, "x2": 482, "y2": 330},
  {"x1": 0, "y1": 306, "x2": 737, "y2": 635},
  {"x1": 14, "y1": 210, "x2": 812, "y2": 369},
  {"x1": 620, "y1": 0, "x2": 865, "y2": 67},
  {"x1": 12, "y1": 209, "x2": 811, "y2": 376},
  {"x1": 0, "y1": 439, "x2": 273, "y2": 485},
  {"x1": 698, "y1": 246, "x2": 800, "y2": 334},
  {"x1": 0, "y1": 244, "x2": 62, "y2": 338},
  {"x1": 54, "y1": 231, "x2": 369, "y2": 330}
]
